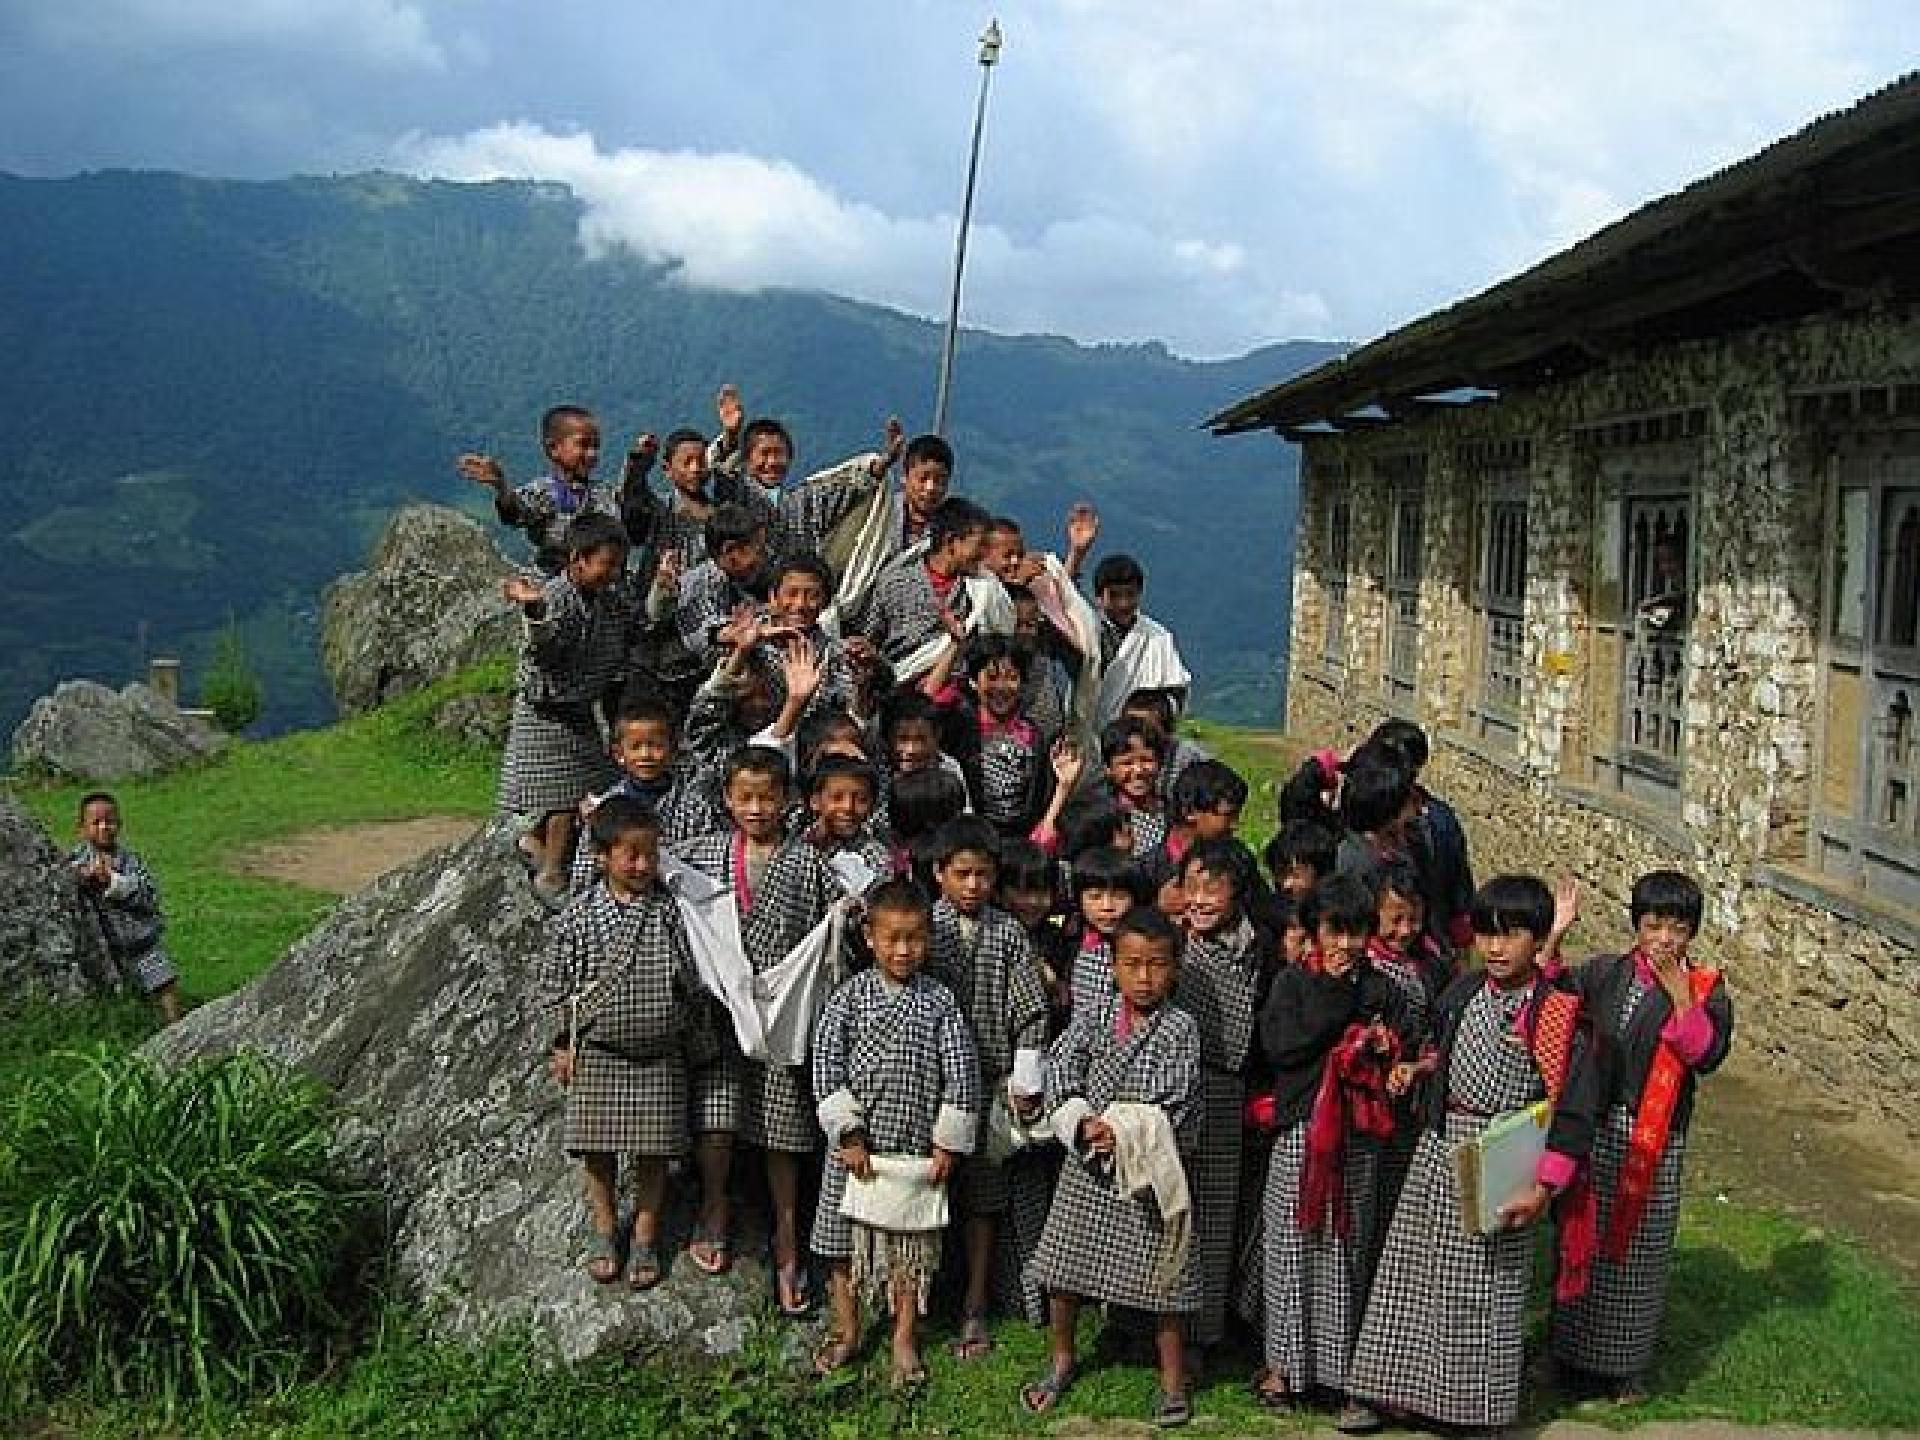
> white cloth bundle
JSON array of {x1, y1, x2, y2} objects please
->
[
  {"x1": 1095, "y1": 613, "x2": 1192, "y2": 727},
  {"x1": 1104, "y1": 1100, "x2": 1193, "y2": 1296},
  {"x1": 838, "y1": 1154, "x2": 950, "y2": 1233}
]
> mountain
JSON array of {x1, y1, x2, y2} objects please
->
[{"x1": 0, "y1": 170, "x2": 1339, "y2": 735}]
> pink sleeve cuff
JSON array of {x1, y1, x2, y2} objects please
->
[
  {"x1": 1030, "y1": 822, "x2": 1060, "y2": 857},
  {"x1": 1536, "y1": 1149, "x2": 1578, "y2": 1191},
  {"x1": 928, "y1": 680, "x2": 963, "y2": 708},
  {"x1": 1661, "y1": 1005, "x2": 1716, "y2": 1066}
]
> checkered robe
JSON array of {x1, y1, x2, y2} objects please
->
[
  {"x1": 993, "y1": 1143, "x2": 1063, "y2": 1325},
  {"x1": 537, "y1": 881, "x2": 709, "y2": 1157},
  {"x1": 711, "y1": 449, "x2": 886, "y2": 563},
  {"x1": 863, "y1": 561, "x2": 969, "y2": 667},
  {"x1": 809, "y1": 969, "x2": 981, "y2": 1261},
  {"x1": 499, "y1": 574, "x2": 634, "y2": 816},
  {"x1": 1020, "y1": 658, "x2": 1069, "y2": 748},
  {"x1": 970, "y1": 712, "x2": 1046, "y2": 839},
  {"x1": 1026, "y1": 995, "x2": 1203, "y2": 1314},
  {"x1": 1347, "y1": 983, "x2": 1549, "y2": 1429},
  {"x1": 1068, "y1": 932, "x2": 1117, "y2": 1020},
  {"x1": 928, "y1": 901, "x2": 1051, "y2": 1219},
  {"x1": 754, "y1": 621, "x2": 855, "y2": 728},
  {"x1": 496, "y1": 476, "x2": 624, "y2": 576},
  {"x1": 1176, "y1": 917, "x2": 1265, "y2": 1346},
  {"x1": 675, "y1": 560, "x2": 763, "y2": 666},
  {"x1": 565, "y1": 767, "x2": 719, "y2": 896},
  {"x1": 1550, "y1": 960, "x2": 1728, "y2": 1381},
  {"x1": 671, "y1": 830, "x2": 839, "y2": 1146},
  {"x1": 70, "y1": 844, "x2": 176, "y2": 995},
  {"x1": 1125, "y1": 803, "x2": 1169, "y2": 860}
]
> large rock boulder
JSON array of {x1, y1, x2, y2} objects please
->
[
  {"x1": 10, "y1": 680, "x2": 227, "y2": 781},
  {"x1": 148, "y1": 819, "x2": 766, "y2": 1361},
  {"x1": 0, "y1": 796, "x2": 117, "y2": 1007},
  {"x1": 322, "y1": 505, "x2": 518, "y2": 714}
]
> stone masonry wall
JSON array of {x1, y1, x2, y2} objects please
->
[{"x1": 1285, "y1": 306, "x2": 1920, "y2": 1122}]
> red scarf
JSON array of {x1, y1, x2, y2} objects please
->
[
  {"x1": 1602, "y1": 960, "x2": 1720, "y2": 1261},
  {"x1": 1297, "y1": 1021, "x2": 1399, "y2": 1237},
  {"x1": 1525, "y1": 983, "x2": 1596, "y2": 1302}
]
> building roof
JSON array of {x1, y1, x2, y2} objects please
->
[{"x1": 1210, "y1": 73, "x2": 1920, "y2": 437}]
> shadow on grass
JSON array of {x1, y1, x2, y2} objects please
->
[{"x1": 1653, "y1": 1236, "x2": 1834, "y2": 1395}]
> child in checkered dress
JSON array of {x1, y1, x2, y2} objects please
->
[
  {"x1": 1550, "y1": 871, "x2": 1732, "y2": 1402},
  {"x1": 1064, "y1": 845, "x2": 1153, "y2": 1018},
  {"x1": 922, "y1": 818, "x2": 1052, "y2": 1359},
  {"x1": 566, "y1": 696, "x2": 717, "y2": 894},
  {"x1": 499, "y1": 512, "x2": 637, "y2": 903},
  {"x1": 1364, "y1": 860, "x2": 1455, "y2": 1230},
  {"x1": 459, "y1": 405, "x2": 634, "y2": 576},
  {"x1": 670, "y1": 746, "x2": 835, "y2": 1295},
  {"x1": 538, "y1": 797, "x2": 712, "y2": 1290},
  {"x1": 862, "y1": 497, "x2": 993, "y2": 668},
  {"x1": 1172, "y1": 838, "x2": 1271, "y2": 1351},
  {"x1": 1022, "y1": 907, "x2": 1204, "y2": 1428},
  {"x1": 1342, "y1": 875, "x2": 1601, "y2": 1434},
  {"x1": 1099, "y1": 715, "x2": 1170, "y2": 859},
  {"x1": 708, "y1": 392, "x2": 905, "y2": 563},
  {"x1": 922, "y1": 634, "x2": 1052, "y2": 842},
  {"x1": 811, "y1": 879, "x2": 981, "y2": 1389},
  {"x1": 1255, "y1": 873, "x2": 1408, "y2": 1420},
  {"x1": 757, "y1": 554, "x2": 854, "y2": 728},
  {"x1": 70, "y1": 792, "x2": 182, "y2": 1024},
  {"x1": 1120, "y1": 690, "x2": 1209, "y2": 807},
  {"x1": 674, "y1": 504, "x2": 771, "y2": 667},
  {"x1": 802, "y1": 754, "x2": 899, "y2": 886}
]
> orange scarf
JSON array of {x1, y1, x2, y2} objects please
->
[
  {"x1": 1527, "y1": 984, "x2": 1596, "y2": 1302},
  {"x1": 1601, "y1": 965, "x2": 1720, "y2": 1261}
]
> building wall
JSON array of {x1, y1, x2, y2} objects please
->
[{"x1": 1286, "y1": 307, "x2": 1920, "y2": 1115}]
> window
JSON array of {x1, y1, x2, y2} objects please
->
[
  {"x1": 1381, "y1": 455, "x2": 1426, "y2": 705},
  {"x1": 1814, "y1": 428, "x2": 1920, "y2": 907},
  {"x1": 1466, "y1": 454, "x2": 1530, "y2": 748},
  {"x1": 1322, "y1": 492, "x2": 1352, "y2": 669}
]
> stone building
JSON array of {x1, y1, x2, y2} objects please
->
[{"x1": 1213, "y1": 77, "x2": 1920, "y2": 1109}]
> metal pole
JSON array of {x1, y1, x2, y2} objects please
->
[{"x1": 933, "y1": 19, "x2": 1001, "y2": 438}]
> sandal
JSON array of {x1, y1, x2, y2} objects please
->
[
  {"x1": 1252, "y1": 1370, "x2": 1295, "y2": 1411},
  {"x1": 950, "y1": 1314, "x2": 994, "y2": 1360},
  {"x1": 1020, "y1": 1365, "x2": 1077, "y2": 1414},
  {"x1": 1153, "y1": 1389, "x2": 1193, "y2": 1428},
  {"x1": 776, "y1": 1262, "x2": 814, "y2": 1318},
  {"x1": 814, "y1": 1335, "x2": 859, "y2": 1377},
  {"x1": 583, "y1": 1229, "x2": 621, "y2": 1285},
  {"x1": 1335, "y1": 1400, "x2": 1383, "y2": 1433},
  {"x1": 687, "y1": 1227, "x2": 732, "y2": 1276},
  {"x1": 627, "y1": 1241, "x2": 665, "y2": 1291}
]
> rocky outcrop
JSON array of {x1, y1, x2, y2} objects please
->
[
  {"x1": 321, "y1": 505, "x2": 518, "y2": 715},
  {"x1": 0, "y1": 796, "x2": 116, "y2": 1007},
  {"x1": 431, "y1": 692, "x2": 513, "y2": 752},
  {"x1": 10, "y1": 680, "x2": 227, "y2": 781},
  {"x1": 148, "y1": 819, "x2": 766, "y2": 1361}
]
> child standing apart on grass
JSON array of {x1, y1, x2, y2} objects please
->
[
  {"x1": 1255, "y1": 874, "x2": 1406, "y2": 1421},
  {"x1": 71, "y1": 793, "x2": 183, "y2": 1024},
  {"x1": 499, "y1": 513, "x2": 636, "y2": 904},
  {"x1": 1022, "y1": 907, "x2": 1203, "y2": 1428},
  {"x1": 924, "y1": 818, "x2": 1052, "y2": 1360},
  {"x1": 1342, "y1": 875, "x2": 1601, "y2": 1435},
  {"x1": 1551, "y1": 870, "x2": 1732, "y2": 1403},
  {"x1": 539, "y1": 798, "x2": 709, "y2": 1290},
  {"x1": 811, "y1": 879, "x2": 981, "y2": 1389}
]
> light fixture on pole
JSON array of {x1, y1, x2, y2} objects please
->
[{"x1": 932, "y1": 17, "x2": 1001, "y2": 438}]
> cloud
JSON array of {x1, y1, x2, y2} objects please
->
[
  {"x1": 396, "y1": 122, "x2": 1331, "y2": 359},
  {"x1": 18, "y1": 0, "x2": 447, "y2": 71}
]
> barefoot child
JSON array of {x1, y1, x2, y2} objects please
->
[
  {"x1": 71, "y1": 793, "x2": 183, "y2": 1024},
  {"x1": 811, "y1": 879, "x2": 981, "y2": 1388},
  {"x1": 924, "y1": 818, "x2": 1052, "y2": 1359},
  {"x1": 539, "y1": 797, "x2": 709, "y2": 1289},
  {"x1": 1550, "y1": 870, "x2": 1732, "y2": 1402},
  {"x1": 1022, "y1": 907, "x2": 1204, "y2": 1428}
]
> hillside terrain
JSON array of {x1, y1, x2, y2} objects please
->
[{"x1": 0, "y1": 170, "x2": 1340, "y2": 734}]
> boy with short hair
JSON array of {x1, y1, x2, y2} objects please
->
[
  {"x1": 71, "y1": 792, "x2": 183, "y2": 1024},
  {"x1": 459, "y1": 405, "x2": 633, "y2": 575},
  {"x1": 567, "y1": 695, "x2": 717, "y2": 894},
  {"x1": 539, "y1": 798, "x2": 710, "y2": 1289},
  {"x1": 675, "y1": 504, "x2": 771, "y2": 665},
  {"x1": 811, "y1": 879, "x2": 982, "y2": 1388},
  {"x1": 863, "y1": 496, "x2": 994, "y2": 668},
  {"x1": 500, "y1": 512, "x2": 637, "y2": 902},
  {"x1": 924, "y1": 817, "x2": 1052, "y2": 1358},
  {"x1": 1266, "y1": 818, "x2": 1338, "y2": 904},
  {"x1": 1092, "y1": 554, "x2": 1191, "y2": 727},
  {"x1": 1023, "y1": 907, "x2": 1204, "y2": 1427}
]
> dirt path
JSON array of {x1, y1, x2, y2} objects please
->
[{"x1": 231, "y1": 816, "x2": 479, "y2": 895}]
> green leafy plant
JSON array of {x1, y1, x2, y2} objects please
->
[
  {"x1": 0, "y1": 1051, "x2": 373, "y2": 1414},
  {"x1": 201, "y1": 618, "x2": 265, "y2": 733}
]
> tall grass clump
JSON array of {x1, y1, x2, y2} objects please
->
[{"x1": 0, "y1": 1051, "x2": 373, "y2": 1414}]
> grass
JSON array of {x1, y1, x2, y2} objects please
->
[{"x1": 4, "y1": 697, "x2": 1919, "y2": 1434}]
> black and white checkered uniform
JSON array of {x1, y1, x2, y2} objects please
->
[
  {"x1": 1347, "y1": 982, "x2": 1544, "y2": 1429},
  {"x1": 538, "y1": 882, "x2": 707, "y2": 1157},
  {"x1": 1261, "y1": 1119, "x2": 1379, "y2": 1390},
  {"x1": 864, "y1": 562, "x2": 968, "y2": 666},
  {"x1": 1025, "y1": 996, "x2": 1203, "y2": 1314},
  {"x1": 1550, "y1": 973, "x2": 1686, "y2": 1381},
  {"x1": 809, "y1": 968, "x2": 980, "y2": 1261},
  {"x1": 674, "y1": 560, "x2": 761, "y2": 666},
  {"x1": 1177, "y1": 918, "x2": 1264, "y2": 1346},
  {"x1": 975, "y1": 719, "x2": 1044, "y2": 836},
  {"x1": 566, "y1": 769, "x2": 720, "y2": 896},
  {"x1": 1370, "y1": 951, "x2": 1436, "y2": 1274},
  {"x1": 754, "y1": 622, "x2": 855, "y2": 729},
  {"x1": 1126, "y1": 804, "x2": 1169, "y2": 861},
  {"x1": 497, "y1": 478, "x2": 624, "y2": 576},
  {"x1": 1233, "y1": 1130, "x2": 1274, "y2": 1328},
  {"x1": 1020, "y1": 660, "x2": 1069, "y2": 748},
  {"x1": 71, "y1": 845, "x2": 177, "y2": 995},
  {"x1": 709, "y1": 449, "x2": 883, "y2": 564},
  {"x1": 500, "y1": 575, "x2": 634, "y2": 816},
  {"x1": 993, "y1": 1145, "x2": 1062, "y2": 1325},
  {"x1": 1068, "y1": 933, "x2": 1116, "y2": 1020},
  {"x1": 929, "y1": 902, "x2": 1050, "y2": 1219}
]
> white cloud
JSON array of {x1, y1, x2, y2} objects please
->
[
  {"x1": 20, "y1": 0, "x2": 446, "y2": 70},
  {"x1": 396, "y1": 122, "x2": 1331, "y2": 358}
]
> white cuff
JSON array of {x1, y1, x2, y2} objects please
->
[
  {"x1": 103, "y1": 868, "x2": 136, "y2": 901},
  {"x1": 932, "y1": 1103, "x2": 978, "y2": 1155},
  {"x1": 816, "y1": 1086, "x2": 865, "y2": 1143},
  {"x1": 1009, "y1": 1048, "x2": 1045, "y2": 1098},
  {"x1": 1052, "y1": 1097, "x2": 1094, "y2": 1152}
]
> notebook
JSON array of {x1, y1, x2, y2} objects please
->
[{"x1": 1452, "y1": 1100, "x2": 1551, "y2": 1235}]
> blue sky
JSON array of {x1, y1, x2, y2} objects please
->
[{"x1": 3, "y1": 1, "x2": 1914, "y2": 357}]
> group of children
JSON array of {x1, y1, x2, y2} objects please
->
[{"x1": 472, "y1": 390, "x2": 1732, "y2": 1432}]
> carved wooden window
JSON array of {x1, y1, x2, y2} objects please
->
[
  {"x1": 1380, "y1": 454, "x2": 1426, "y2": 706},
  {"x1": 1465, "y1": 455, "x2": 1529, "y2": 749},
  {"x1": 1322, "y1": 494, "x2": 1352, "y2": 669},
  {"x1": 1815, "y1": 430, "x2": 1920, "y2": 907}
]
